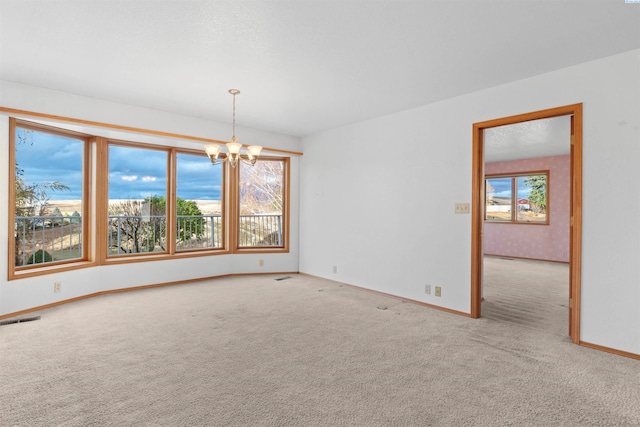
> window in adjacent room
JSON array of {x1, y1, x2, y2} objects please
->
[{"x1": 485, "y1": 172, "x2": 548, "y2": 224}]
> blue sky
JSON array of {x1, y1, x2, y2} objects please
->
[
  {"x1": 16, "y1": 128, "x2": 222, "y2": 201},
  {"x1": 487, "y1": 177, "x2": 531, "y2": 200},
  {"x1": 16, "y1": 129, "x2": 84, "y2": 199}
]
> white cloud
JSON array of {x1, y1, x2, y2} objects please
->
[
  {"x1": 121, "y1": 175, "x2": 138, "y2": 181},
  {"x1": 142, "y1": 176, "x2": 157, "y2": 182}
]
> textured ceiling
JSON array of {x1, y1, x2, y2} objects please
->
[
  {"x1": 484, "y1": 116, "x2": 571, "y2": 163},
  {"x1": 0, "y1": 1, "x2": 639, "y2": 137}
]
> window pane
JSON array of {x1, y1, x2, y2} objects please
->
[
  {"x1": 517, "y1": 175, "x2": 547, "y2": 223},
  {"x1": 176, "y1": 153, "x2": 223, "y2": 251},
  {"x1": 485, "y1": 177, "x2": 512, "y2": 221},
  {"x1": 239, "y1": 159, "x2": 284, "y2": 247},
  {"x1": 108, "y1": 145, "x2": 168, "y2": 255},
  {"x1": 14, "y1": 127, "x2": 84, "y2": 267}
]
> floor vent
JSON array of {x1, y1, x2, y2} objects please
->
[
  {"x1": 0, "y1": 316, "x2": 41, "y2": 326},
  {"x1": 500, "y1": 257, "x2": 514, "y2": 261},
  {"x1": 274, "y1": 276, "x2": 292, "y2": 281}
]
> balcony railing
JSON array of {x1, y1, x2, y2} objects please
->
[
  {"x1": 108, "y1": 215, "x2": 168, "y2": 255},
  {"x1": 14, "y1": 215, "x2": 83, "y2": 266},
  {"x1": 239, "y1": 214, "x2": 282, "y2": 246},
  {"x1": 176, "y1": 215, "x2": 223, "y2": 250},
  {"x1": 14, "y1": 213, "x2": 283, "y2": 266}
]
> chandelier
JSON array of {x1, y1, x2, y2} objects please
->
[{"x1": 204, "y1": 89, "x2": 262, "y2": 167}]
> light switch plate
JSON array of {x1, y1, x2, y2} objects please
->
[{"x1": 454, "y1": 203, "x2": 470, "y2": 214}]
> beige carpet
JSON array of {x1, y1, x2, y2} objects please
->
[
  {"x1": 482, "y1": 256, "x2": 569, "y2": 337},
  {"x1": 1, "y1": 273, "x2": 639, "y2": 426}
]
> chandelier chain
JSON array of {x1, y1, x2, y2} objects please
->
[{"x1": 232, "y1": 91, "x2": 237, "y2": 139}]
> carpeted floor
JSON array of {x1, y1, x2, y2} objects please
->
[
  {"x1": 482, "y1": 256, "x2": 569, "y2": 337},
  {"x1": 1, "y1": 272, "x2": 639, "y2": 426}
]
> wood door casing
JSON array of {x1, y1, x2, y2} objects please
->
[{"x1": 471, "y1": 103, "x2": 582, "y2": 344}]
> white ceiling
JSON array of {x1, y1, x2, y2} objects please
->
[
  {"x1": 484, "y1": 116, "x2": 571, "y2": 163},
  {"x1": 0, "y1": 1, "x2": 639, "y2": 137}
]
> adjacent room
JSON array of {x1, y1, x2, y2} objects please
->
[
  {"x1": 482, "y1": 116, "x2": 571, "y2": 336},
  {"x1": 1, "y1": 1, "x2": 639, "y2": 425}
]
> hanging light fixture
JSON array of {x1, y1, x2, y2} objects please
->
[{"x1": 204, "y1": 89, "x2": 262, "y2": 167}]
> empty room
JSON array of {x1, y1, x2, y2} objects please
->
[{"x1": 1, "y1": 1, "x2": 639, "y2": 425}]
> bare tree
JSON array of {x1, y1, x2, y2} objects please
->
[
  {"x1": 239, "y1": 160, "x2": 284, "y2": 246},
  {"x1": 108, "y1": 199, "x2": 166, "y2": 254},
  {"x1": 485, "y1": 181, "x2": 495, "y2": 206},
  {"x1": 240, "y1": 160, "x2": 284, "y2": 214},
  {"x1": 108, "y1": 196, "x2": 204, "y2": 254}
]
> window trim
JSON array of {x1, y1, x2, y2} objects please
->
[
  {"x1": 484, "y1": 170, "x2": 549, "y2": 225},
  {"x1": 9, "y1": 118, "x2": 96, "y2": 280}
]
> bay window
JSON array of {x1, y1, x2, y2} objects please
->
[{"x1": 8, "y1": 118, "x2": 290, "y2": 279}]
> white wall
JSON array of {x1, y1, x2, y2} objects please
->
[
  {"x1": 300, "y1": 49, "x2": 640, "y2": 355},
  {"x1": 0, "y1": 81, "x2": 300, "y2": 316}
]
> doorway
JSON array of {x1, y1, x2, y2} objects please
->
[{"x1": 471, "y1": 104, "x2": 583, "y2": 344}]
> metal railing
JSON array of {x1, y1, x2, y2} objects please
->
[
  {"x1": 108, "y1": 214, "x2": 283, "y2": 253},
  {"x1": 15, "y1": 213, "x2": 283, "y2": 266},
  {"x1": 108, "y1": 215, "x2": 167, "y2": 255},
  {"x1": 239, "y1": 214, "x2": 282, "y2": 247},
  {"x1": 175, "y1": 215, "x2": 223, "y2": 251},
  {"x1": 15, "y1": 215, "x2": 83, "y2": 266}
]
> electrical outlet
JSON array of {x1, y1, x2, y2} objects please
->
[
  {"x1": 333, "y1": 266, "x2": 338, "y2": 274},
  {"x1": 454, "y1": 203, "x2": 470, "y2": 214},
  {"x1": 259, "y1": 259, "x2": 264, "y2": 267},
  {"x1": 435, "y1": 286, "x2": 441, "y2": 297},
  {"x1": 54, "y1": 281, "x2": 61, "y2": 293},
  {"x1": 425, "y1": 284, "x2": 431, "y2": 295}
]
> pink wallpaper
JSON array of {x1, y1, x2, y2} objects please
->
[{"x1": 484, "y1": 155, "x2": 570, "y2": 262}]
